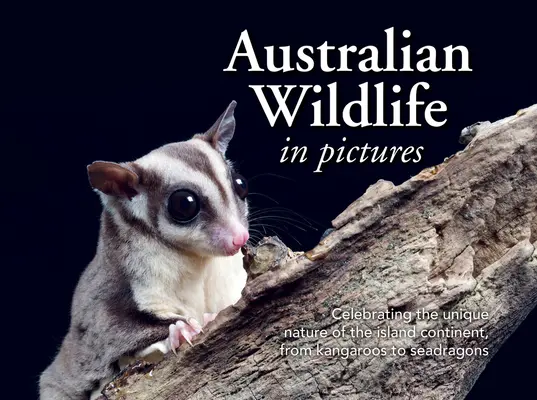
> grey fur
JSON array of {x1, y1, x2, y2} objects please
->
[{"x1": 39, "y1": 213, "x2": 175, "y2": 399}]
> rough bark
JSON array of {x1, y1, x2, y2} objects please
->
[{"x1": 99, "y1": 104, "x2": 537, "y2": 400}]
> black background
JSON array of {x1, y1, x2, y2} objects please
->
[{"x1": 2, "y1": 5, "x2": 536, "y2": 399}]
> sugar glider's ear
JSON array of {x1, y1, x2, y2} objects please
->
[
  {"x1": 199, "y1": 100, "x2": 237, "y2": 155},
  {"x1": 87, "y1": 161, "x2": 139, "y2": 200}
]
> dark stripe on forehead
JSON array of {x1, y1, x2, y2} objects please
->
[{"x1": 160, "y1": 141, "x2": 230, "y2": 207}]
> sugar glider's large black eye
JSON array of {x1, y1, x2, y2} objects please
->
[
  {"x1": 167, "y1": 189, "x2": 200, "y2": 223},
  {"x1": 232, "y1": 173, "x2": 248, "y2": 200}
]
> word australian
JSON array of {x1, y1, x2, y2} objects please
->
[{"x1": 223, "y1": 28, "x2": 472, "y2": 128}]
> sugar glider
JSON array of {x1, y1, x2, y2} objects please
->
[{"x1": 39, "y1": 101, "x2": 250, "y2": 399}]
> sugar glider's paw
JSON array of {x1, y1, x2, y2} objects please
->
[
  {"x1": 168, "y1": 319, "x2": 203, "y2": 354},
  {"x1": 203, "y1": 312, "x2": 218, "y2": 326}
]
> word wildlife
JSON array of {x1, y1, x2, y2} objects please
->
[{"x1": 224, "y1": 28, "x2": 472, "y2": 128}]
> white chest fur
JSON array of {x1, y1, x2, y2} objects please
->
[
  {"x1": 203, "y1": 251, "x2": 248, "y2": 313},
  {"x1": 110, "y1": 249, "x2": 247, "y2": 384},
  {"x1": 130, "y1": 247, "x2": 247, "y2": 326}
]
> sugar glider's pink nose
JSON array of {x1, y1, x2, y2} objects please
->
[{"x1": 232, "y1": 230, "x2": 249, "y2": 248}]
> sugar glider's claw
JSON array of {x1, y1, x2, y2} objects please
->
[
  {"x1": 175, "y1": 315, "x2": 203, "y2": 334},
  {"x1": 187, "y1": 317, "x2": 204, "y2": 334},
  {"x1": 169, "y1": 324, "x2": 179, "y2": 355},
  {"x1": 167, "y1": 317, "x2": 203, "y2": 353},
  {"x1": 175, "y1": 320, "x2": 198, "y2": 347}
]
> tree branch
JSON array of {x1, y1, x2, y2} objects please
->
[{"x1": 99, "y1": 104, "x2": 537, "y2": 400}]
